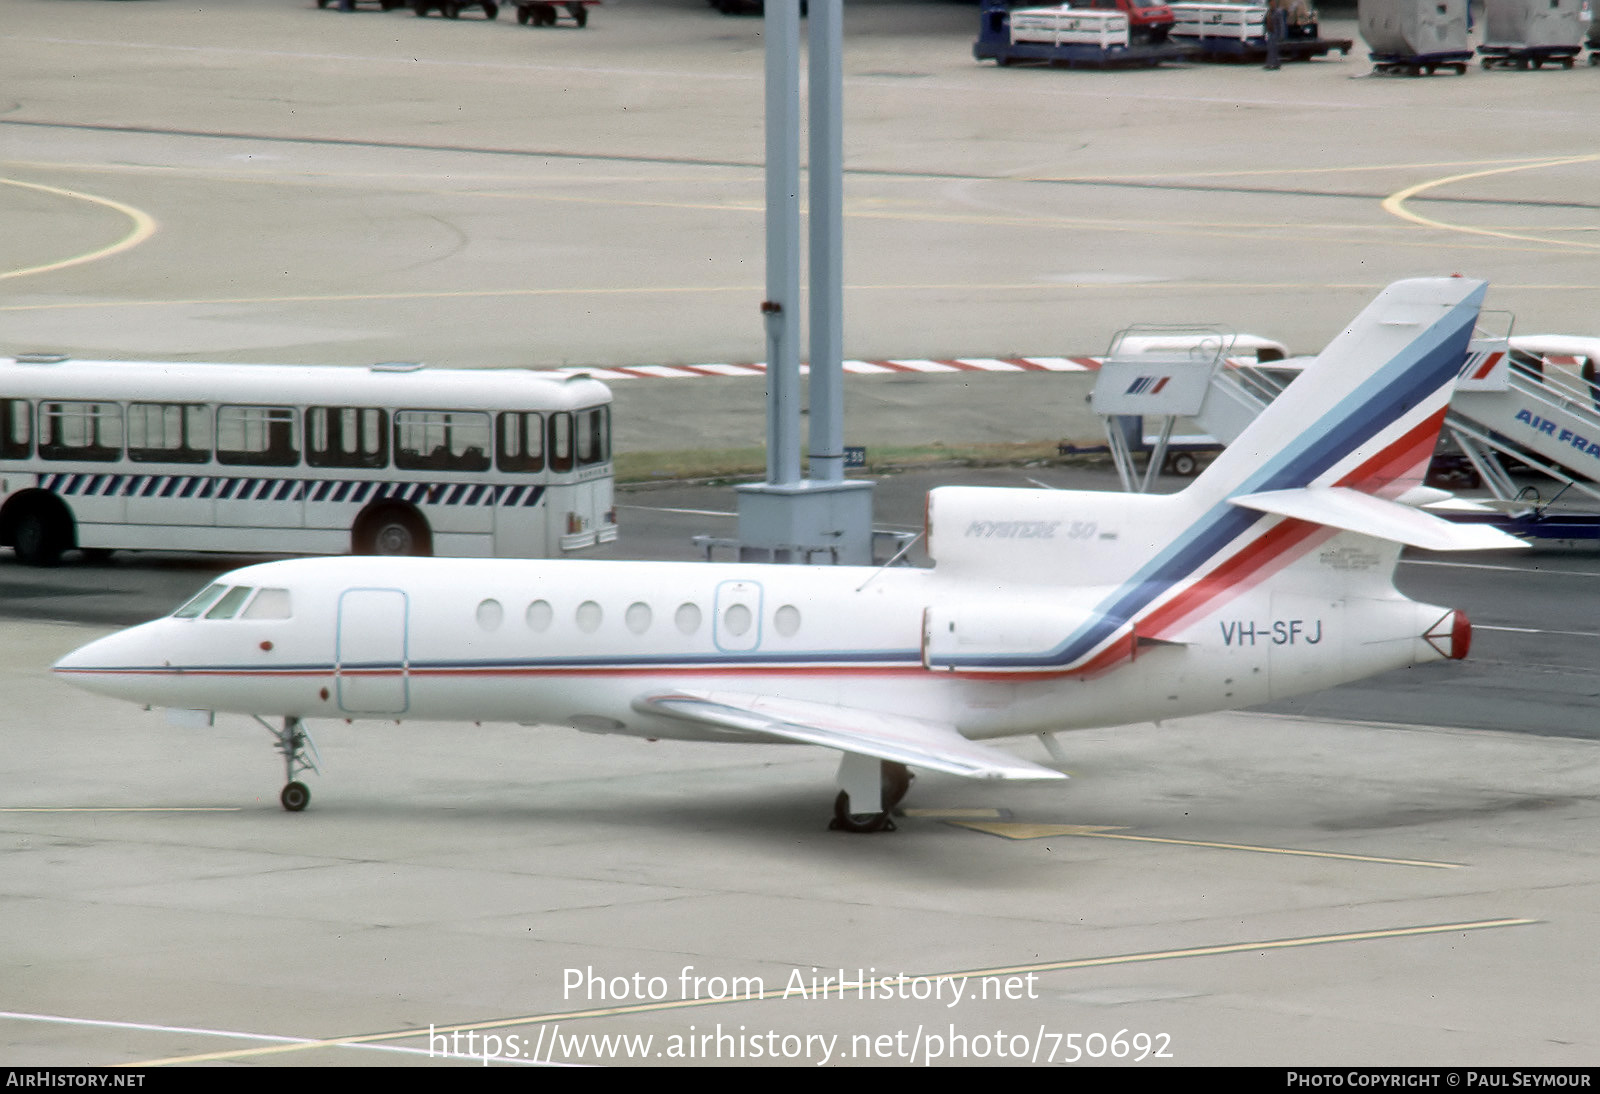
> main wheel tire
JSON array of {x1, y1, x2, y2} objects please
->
[
  {"x1": 281, "y1": 782, "x2": 310, "y2": 812},
  {"x1": 830, "y1": 791, "x2": 895, "y2": 833},
  {"x1": 12, "y1": 507, "x2": 67, "y2": 567},
  {"x1": 881, "y1": 762, "x2": 913, "y2": 811}
]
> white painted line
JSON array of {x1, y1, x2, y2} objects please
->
[{"x1": 0, "y1": 1010, "x2": 547, "y2": 1065}]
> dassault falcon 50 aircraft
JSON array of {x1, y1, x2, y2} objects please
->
[{"x1": 55, "y1": 278, "x2": 1522, "y2": 831}]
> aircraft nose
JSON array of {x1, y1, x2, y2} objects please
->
[{"x1": 52, "y1": 624, "x2": 166, "y2": 696}]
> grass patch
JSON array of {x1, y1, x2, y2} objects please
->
[{"x1": 615, "y1": 441, "x2": 1089, "y2": 483}]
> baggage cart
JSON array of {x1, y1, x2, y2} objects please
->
[
  {"x1": 975, "y1": 1, "x2": 1199, "y2": 68},
  {"x1": 1170, "y1": 2, "x2": 1352, "y2": 60}
]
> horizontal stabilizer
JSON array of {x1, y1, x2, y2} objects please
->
[
  {"x1": 633, "y1": 691, "x2": 1065, "y2": 781},
  {"x1": 1229, "y1": 487, "x2": 1525, "y2": 551}
]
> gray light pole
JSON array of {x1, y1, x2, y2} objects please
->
[
  {"x1": 761, "y1": 0, "x2": 802, "y2": 489},
  {"x1": 807, "y1": 0, "x2": 845, "y2": 486},
  {"x1": 734, "y1": 0, "x2": 874, "y2": 564}
]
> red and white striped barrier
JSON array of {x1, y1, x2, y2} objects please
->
[{"x1": 541, "y1": 356, "x2": 1106, "y2": 381}]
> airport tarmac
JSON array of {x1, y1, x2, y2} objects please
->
[
  {"x1": 4, "y1": 467, "x2": 1600, "y2": 1068},
  {"x1": 5, "y1": 614, "x2": 1600, "y2": 1067},
  {"x1": 5, "y1": 0, "x2": 1600, "y2": 1070},
  {"x1": 4, "y1": 0, "x2": 1600, "y2": 455}
]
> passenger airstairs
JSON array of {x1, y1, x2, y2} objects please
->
[
  {"x1": 1086, "y1": 322, "x2": 1600, "y2": 536},
  {"x1": 1444, "y1": 335, "x2": 1600, "y2": 537},
  {"x1": 1087, "y1": 326, "x2": 1289, "y2": 492}
]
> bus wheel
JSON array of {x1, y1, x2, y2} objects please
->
[
  {"x1": 12, "y1": 504, "x2": 70, "y2": 567},
  {"x1": 356, "y1": 507, "x2": 432, "y2": 557}
]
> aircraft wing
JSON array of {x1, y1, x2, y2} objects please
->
[{"x1": 632, "y1": 691, "x2": 1066, "y2": 781}]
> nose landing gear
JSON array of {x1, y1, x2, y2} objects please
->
[{"x1": 257, "y1": 715, "x2": 321, "y2": 812}]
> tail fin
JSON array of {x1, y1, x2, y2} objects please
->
[
  {"x1": 1120, "y1": 278, "x2": 1517, "y2": 649},
  {"x1": 1183, "y1": 276, "x2": 1520, "y2": 552},
  {"x1": 920, "y1": 279, "x2": 1515, "y2": 674},
  {"x1": 1191, "y1": 276, "x2": 1486, "y2": 504}
]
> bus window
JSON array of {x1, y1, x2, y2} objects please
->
[
  {"x1": 496, "y1": 411, "x2": 544, "y2": 473},
  {"x1": 128, "y1": 403, "x2": 210, "y2": 464},
  {"x1": 39, "y1": 401, "x2": 123, "y2": 462},
  {"x1": 576, "y1": 406, "x2": 610, "y2": 467},
  {"x1": 217, "y1": 405, "x2": 299, "y2": 467},
  {"x1": 307, "y1": 406, "x2": 387, "y2": 470},
  {"x1": 395, "y1": 410, "x2": 491, "y2": 472},
  {"x1": 548, "y1": 411, "x2": 573, "y2": 473},
  {"x1": 0, "y1": 399, "x2": 29, "y2": 459}
]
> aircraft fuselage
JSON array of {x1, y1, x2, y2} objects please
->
[{"x1": 56, "y1": 550, "x2": 1460, "y2": 744}]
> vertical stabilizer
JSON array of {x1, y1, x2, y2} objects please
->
[
  {"x1": 1089, "y1": 278, "x2": 1493, "y2": 647},
  {"x1": 1189, "y1": 276, "x2": 1487, "y2": 504}
]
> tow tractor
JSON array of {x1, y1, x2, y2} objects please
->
[{"x1": 975, "y1": 0, "x2": 1200, "y2": 67}]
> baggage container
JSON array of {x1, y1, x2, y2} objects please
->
[
  {"x1": 1358, "y1": 0, "x2": 1470, "y2": 57},
  {"x1": 1482, "y1": 0, "x2": 1583, "y2": 49}
]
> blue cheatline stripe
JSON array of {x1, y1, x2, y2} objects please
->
[
  {"x1": 36, "y1": 471, "x2": 555, "y2": 508},
  {"x1": 88, "y1": 647, "x2": 928, "y2": 677},
  {"x1": 940, "y1": 291, "x2": 1482, "y2": 673}
]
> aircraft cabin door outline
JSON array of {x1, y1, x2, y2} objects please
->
[{"x1": 336, "y1": 587, "x2": 410, "y2": 714}]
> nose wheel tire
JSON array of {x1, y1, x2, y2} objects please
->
[{"x1": 281, "y1": 781, "x2": 311, "y2": 812}]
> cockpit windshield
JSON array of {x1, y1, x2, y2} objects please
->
[
  {"x1": 172, "y1": 583, "x2": 292, "y2": 620},
  {"x1": 173, "y1": 583, "x2": 227, "y2": 619}
]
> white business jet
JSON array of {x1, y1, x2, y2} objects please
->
[{"x1": 54, "y1": 278, "x2": 1522, "y2": 831}]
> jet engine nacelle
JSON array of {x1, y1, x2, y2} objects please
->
[{"x1": 925, "y1": 485, "x2": 1182, "y2": 587}]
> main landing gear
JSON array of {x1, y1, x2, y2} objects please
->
[
  {"x1": 829, "y1": 757, "x2": 913, "y2": 834},
  {"x1": 257, "y1": 715, "x2": 321, "y2": 812}
]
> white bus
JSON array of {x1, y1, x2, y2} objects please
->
[{"x1": 0, "y1": 356, "x2": 617, "y2": 566}]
